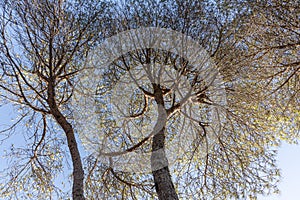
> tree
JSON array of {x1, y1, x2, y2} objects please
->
[
  {"x1": 76, "y1": 1, "x2": 297, "y2": 199},
  {"x1": 0, "y1": 0, "x2": 111, "y2": 199}
]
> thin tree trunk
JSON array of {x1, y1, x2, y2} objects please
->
[
  {"x1": 47, "y1": 82, "x2": 85, "y2": 200},
  {"x1": 151, "y1": 83, "x2": 179, "y2": 200}
]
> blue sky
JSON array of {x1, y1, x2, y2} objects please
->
[
  {"x1": 1, "y1": 104, "x2": 300, "y2": 199},
  {"x1": 258, "y1": 142, "x2": 300, "y2": 200}
]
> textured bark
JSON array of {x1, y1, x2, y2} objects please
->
[
  {"x1": 47, "y1": 81, "x2": 85, "y2": 200},
  {"x1": 151, "y1": 128, "x2": 179, "y2": 200},
  {"x1": 151, "y1": 84, "x2": 179, "y2": 200}
]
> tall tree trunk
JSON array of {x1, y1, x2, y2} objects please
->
[
  {"x1": 151, "y1": 84, "x2": 179, "y2": 200},
  {"x1": 47, "y1": 82, "x2": 85, "y2": 200}
]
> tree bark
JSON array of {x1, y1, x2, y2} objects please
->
[
  {"x1": 47, "y1": 81, "x2": 85, "y2": 200},
  {"x1": 151, "y1": 84, "x2": 179, "y2": 200}
]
